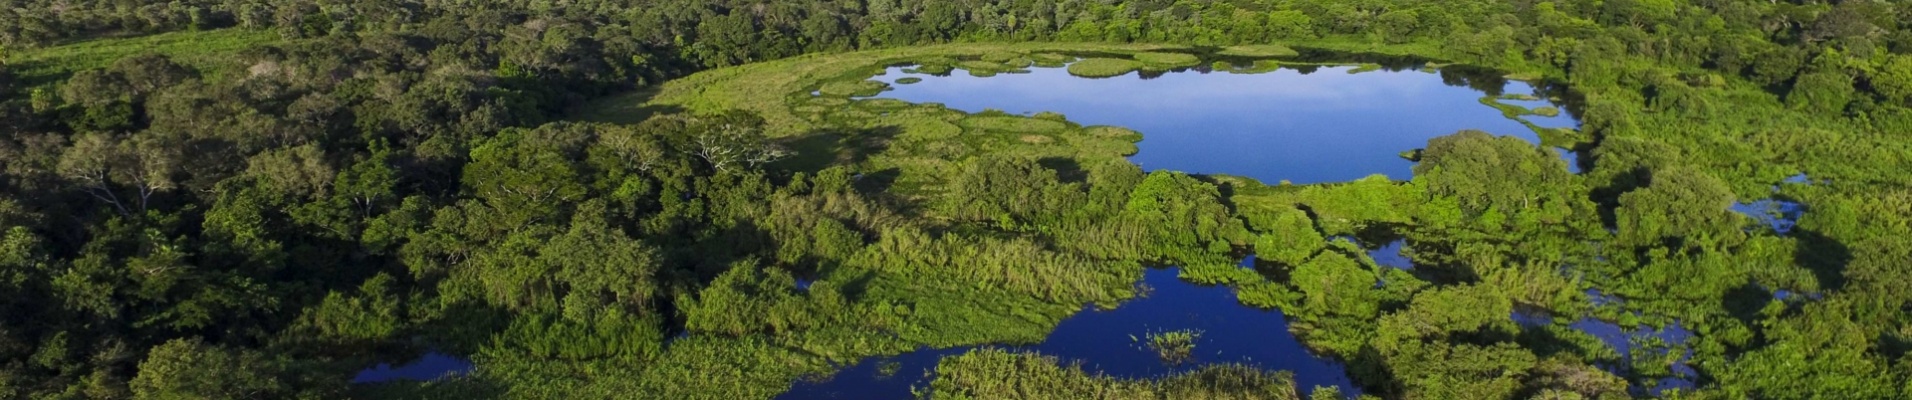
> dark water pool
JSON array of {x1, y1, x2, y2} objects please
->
[
  {"x1": 352, "y1": 352, "x2": 474, "y2": 383},
  {"x1": 868, "y1": 63, "x2": 1580, "y2": 184},
  {"x1": 778, "y1": 267, "x2": 1358, "y2": 399}
]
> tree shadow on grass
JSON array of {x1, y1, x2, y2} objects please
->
[
  {"x1": 1036, "y1": 157, "x2": 1086, "y2": 183},
  {"x1": 770, "y1": 125, "x2": 901, "y2": 176},
  {"x1": 1792, "y1": 229, "x2": 1849, "y2": 292},
  {"x1": 568, "y1": 88, "x2": 685, "y2": 125}
]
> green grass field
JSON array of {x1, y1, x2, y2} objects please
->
[{"x1": 6, "y1": 29, "x2": 279, "y2": 88}]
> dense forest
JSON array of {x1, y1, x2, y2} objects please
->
[{"x1": 1, "y1": 0, "x2": 1910, "y2": 398}]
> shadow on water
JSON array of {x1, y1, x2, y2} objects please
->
[{"x1": 779, "y1": 267, "x2": 1360, "y2": 399}]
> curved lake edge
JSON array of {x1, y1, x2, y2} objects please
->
[{"x1": 810, "y1": 48, "x2": 1589, "y2": 187}]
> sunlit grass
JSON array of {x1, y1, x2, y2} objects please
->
[
  {"x1": 1067, "y1": 57, "x2": 1145, "y2": 78},
  {"x1": 1217, "y1": 44, "x2": 1300, "y2": 58},
  {"x1": 5, "y1": 29, "x2": 279, "y2": 88},
  {"x1": 818, "y1": 79, "x2": 890, "y2": 97},
  {"x1": 1134, "y1": 52, "x2": 1201, "y2": 68}
]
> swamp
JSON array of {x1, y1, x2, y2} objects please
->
[{"x1": 2, "y1": 1, "x2": 1910, "y2": 399}]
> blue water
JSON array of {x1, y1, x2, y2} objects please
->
[
  {"x1": 1730, "y1": 199, "x2": 1805, "y2": 234},
  {"x1": 1729, "y1": 173, "x2": 1812, "y2": 235},
  {"x1": 1510, "y1": 308, "x2": 1697, "y2": 396},
  {"x1": 779, "y1": 267, "x2": 1358, "y2": 399},
  {"x1": 1367, "y1": 239, "x2": 1413, "y2": 270},
  {"x1": 865, "y1": 64, "x2": 1580, "y2": 184},
  {"x1": 352, "y1": 352, "x2": 474, "y2": 383}
]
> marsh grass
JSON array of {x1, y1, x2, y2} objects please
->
[
  {"x1": 1477, "y1": 96, "x2": 1537, "y2": 119},
  {"x1": 1215, "y1": 60, "x2": 1283, "y2": 74},
  {"x1": 1533, "y1": 106, "x2": 1562, "y2": 117},
  {"x1": 1030, "y1": 53, "x2": 1074, "y2": 68},
  {"x1": 917, "y1": 64, "x2": 955, "y2": 75},
  {"x1": 1083, "y1": 126, "x2": 1144, "y2": 141},
  {"x1": 1068, "y1": 58, "x2": 1145, "y2": 78},
  {"x1": 981, "y1": 51, "x2": 1022, "y2": 63},
  {"x1": 895, "y1": 77, "x2": 923, "y2": 84},
  {"x1": 958, "y1": 60, "x2": 1028, "y2": 77},
  {"x1": 855, "y1": 98, "x2": 913, "y2": 110},
  {"x1": 928, "y1": 349, "x2": 1303, "y2": 399},
  {"x1": 1135, "y1": 52, "x2": 1202, "y2": 68},
  {"x1": 818, "y1": 79, "x2": 891, "y2": 97},
  {"x1": 1139, "y1": 329, "x2": 1204, "y2": 364},
  {"x1": 1216, "y1": 44, "x2": 1300, "y2": 58},
  {"x1": 962, "y1": 115, "x2": 1073, "y2": 133}
]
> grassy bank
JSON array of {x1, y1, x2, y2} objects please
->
[{"x1": 5, "y1": 29, "x2": 279, "y2": 88}]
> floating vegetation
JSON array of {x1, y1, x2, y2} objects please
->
[
  {"x1": 1134, "y1": 52, "x2": 1202, "y2": 68},
  {"x1": 1139, "y1": 329, "x2": 1204, "y2": 364},
  {"x1": 818, "y1": 79, "x2": 890, "y2": 97},
  {"x1": 1216, "y1": 44, "x2": 1299, "y2": 58},
  {"x1": 875, "y1": 360, "x2": 903, "y2": 378},
  {"x1": 1216, "y1": 59, "x2": 1282, "y2": 74},
  {"x1": 895, "y1": 77, "x2": 923, "y2": 84},
  {"x1": 1081, "y1": 125, "x2": 1143, "y2": 141},
  {"x1": 916, "y1": 63, "x2": 954, "y2": 75},
  {"x1": 1067, "y1": 57, "x2": 1144, "y2": 78},
  {"x1": 980, "y1": 51, "x2": 1022, "y2": 63},
  {"x1": 1534, "y1": 106, "x2": 1562, "y2": 117},
  {"x1": 958, "y1": 60, "x2": 1025, "y2": 77},
  {"x1": 1030, "y1": 53, "x2": 1073, "y2": 67},
  {"x1": 856, "y1": 98, "x2": 912, "y2": 110}
]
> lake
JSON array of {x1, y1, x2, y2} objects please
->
[{"x1": 863, "y1": 61, "x2": 1581, "y2": 184}]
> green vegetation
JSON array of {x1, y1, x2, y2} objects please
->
[
  {"x1": 817, "y1": 79, "x2": 890, "y2": 97},
  {"x1": 1217, "y1": 45, "x2": 1300, "y2": 58},
  {"x1": 1069, "y1": 58, "x2": 1147, "y2": 78},
  {"x1": 895, "y1": 77, "x2": 923, "y2": 85},
  {"x1": 4, "y1": 29, "x2": 278, "y2": 86},
  {"x1": 926, "y1": 349, "x2": 1301, "y2": 400},
  {"x1": 1141, "y1": 329, "x2": 1203, "y2": 364},
  {"x1": 2, "y1": 0, "x2": 1911, "y2": 398},
  {"x1": 1134, "y1": 52, "x2": 1203, "y2": 68}
]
